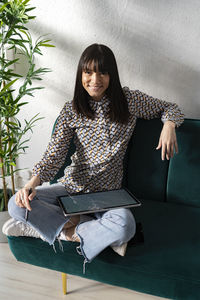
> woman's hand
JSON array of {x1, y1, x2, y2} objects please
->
[
  {"x1": 15, "y1": 187, "x2": 36, "y2": 211},
  {"x1": 156, "y1": 121, "x2": 178, "y2": 161},
  {"x1": 15, "y1": 176, "x2": 40, "y2": 211}
]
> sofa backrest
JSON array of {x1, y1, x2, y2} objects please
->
[
  {"x1": 125, "y1": 118, "x2": 169, "y2": 202},
  {"x1": 166, "y1": 119, "x2": 200, "y2": 207}
]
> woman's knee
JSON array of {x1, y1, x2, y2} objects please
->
[
  {"x1": 107, "y1": 208, "x2": 135, "y2": 225},
  {"x1": 104, "y1": 208, "x2": 136, "y2": 241},
  {"x1": 8, "y1": 194, "x2": 16, "y2": 215},
  {"x1": 8, "y1": 194, "x2": 25, "y2": 221}
]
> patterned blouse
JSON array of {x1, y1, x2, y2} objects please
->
[{"x1": 32, "y1": 87, "x2": 184, "y2": 194}]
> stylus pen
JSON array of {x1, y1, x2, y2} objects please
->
[{"x1": 25, "y1": 188, "x2": 32, "y2": 222}]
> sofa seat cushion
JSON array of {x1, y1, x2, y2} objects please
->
[{"x1": 7, "y1": 199, "x2": 200, "y2": 299}]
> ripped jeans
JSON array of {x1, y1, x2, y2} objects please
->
[{"x1": 8, "y1": 183, "x2": 136, "y2": 266}]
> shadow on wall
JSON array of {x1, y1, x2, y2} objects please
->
[
  {"x1": 28, "y1": 21, "x2": 81, "y2": 59},
  {"x1": 28, "y1": 0, "x2": 200, "y2": 118},
  {"x1": 83, "y1": 0, "x2": 200, "y2": 118}
]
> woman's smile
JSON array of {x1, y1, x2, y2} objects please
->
[
  {"x1": 82, "y1": 61, "x2": 110, "y2": 101},
  {"x1": 88, "y1": 85, "x2": 103, "y2": 92}
]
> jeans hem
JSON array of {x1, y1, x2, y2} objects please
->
[
  {"x1": 75, "y1": 224, "x2": 92, "y2": 274},
  {"x1": 75, "y1": 224, "x2": 90, "y2": 263}
]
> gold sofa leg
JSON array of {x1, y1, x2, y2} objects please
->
[{"x1": 62, "y1": 273, "x2": 67, "y2": 294}]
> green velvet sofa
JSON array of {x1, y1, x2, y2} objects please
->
[{"x1": 7, "y1": 118, "x2": 200, "y2": 299}]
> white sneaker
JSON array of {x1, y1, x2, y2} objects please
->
[
  {"x1": 111, "y1": 242, "x2": 128, "y2": 257},
  {"x1": 2, "y1": 218, "x2": 46, "y2": 241}
]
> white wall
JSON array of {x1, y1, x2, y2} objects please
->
[{"x1": 4, "y1": 0, "x2": 200, "y2": 188}]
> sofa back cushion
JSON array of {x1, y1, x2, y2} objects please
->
[
  {"x1": 125, "y1": 119, "x2": 169, "y2": 202},
  {"x1": 167, "y1": 119, "x2": 200, "y2": 207}
]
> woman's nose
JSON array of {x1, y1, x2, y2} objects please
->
[{"x1": 91, "y1": 73, "x2": 100, "y2": 84}]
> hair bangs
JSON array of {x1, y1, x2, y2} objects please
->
[{"x1": 82, "y1": 52, "x2": 109, "y2": 74}]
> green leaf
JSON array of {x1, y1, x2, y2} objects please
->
[
  {"x1": 0, "y1": 78, "x2": 18, "y2": 94},
  {"x1": 9, "y1": 38, "x2": 29, "y2": 44},
  {"x1": 27, "y1": 16, "x2": 36, "y2": 20},
  {"x1": 14, "y1": 25, "x2": 28, "y2": 30},
  {"x1": 25, "y1": 7, "x2": 36, "y2": 12},
  {"x1": 4, "y1": 121, "x2": 18, "y2": 127},
  {"x1": 7, "y1": 45, "x2": 16, "y2": 51},
  {"x1": 19, "y1": 29, "x2": 30, "y2": 39},
  {"x1": 31, "y1": 77, "x2": 42, "y2": 80},
  {"x1": 22, "y1": 0, "x2": 31, "y2": 6},
  {"x1": 39, "y1": 39, "x2": 51, "y2": 43},
  {"x1": 33, "y1": 49, "x2": 42, "y2": 55},
  {"x1": 40, "y1": 43, "x2": 55, "y2": 48},
  {"x1": 4, "y1": 58, "x2": 19, "y2": 68},
  {"x1": 5, "y1": 29, "x2": 14, "y2": 40},
  {"x1": 9, "y1": 162, "x2": 16, "y2": 167},
  {"x1": 17, "y1": 102, "x2": 29, "y2": 107},
  {"x1": 6, "y1": 72, "x2": 22, "y2": 78},
  {"x1": 11, "y1": 167, "x2": 26, "y2": 175},
  {"x1": 0, "y1": 2, "x2": 9, "y2": 13}
]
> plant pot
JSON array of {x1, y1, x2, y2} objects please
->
[{"x1": 0, "y1": 210, "x2": 10, "y2": 243}]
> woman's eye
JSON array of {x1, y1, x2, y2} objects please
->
[
  {"x1": 83, "y1": 70, "x2": 91, "y2": 75},
  {"x1": 100, "y1": 71, "x2": 108, "y2": 75}
]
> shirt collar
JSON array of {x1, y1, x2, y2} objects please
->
[{"x1": 89, "y1": 94, "x2": 110, "y2": 108}]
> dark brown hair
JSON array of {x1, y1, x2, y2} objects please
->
[{"x1": 72, "y1": 44, "x2": 129, "y2": 124}]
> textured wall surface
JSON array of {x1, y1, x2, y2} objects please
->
[{"x1": 3, "y1": 0, "x2": 200, "y2": 188}]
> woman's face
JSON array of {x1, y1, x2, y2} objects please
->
[{"x1": 82, "y1": 61, "x2": 110, "y2": 101}]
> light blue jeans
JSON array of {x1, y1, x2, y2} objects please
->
[{"x1": 8, "y1": 183, "x2": 136, "y2": 265}]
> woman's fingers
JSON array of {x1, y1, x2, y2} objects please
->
[
  {"x1": 160, "y1": 141, "x2": 177, "y2": 160},
  {"x1": 15, "y1": 188, "x2": 34, "y2": 211},
  {"x1": 156, "y1": 138, "x2": 162, "y2": 150},
  {"x1": 28, "y1": 189, "x2": 36, "y2": 201},
  {"x1": 157, "y1": 121, "x2": 178, "y2": 161},
  {"x1": 161, "y1": 143, "x2": 166, "y2": 161},
  {"x1": 22, "y1": 189, "x2": 32, "y2": 211},
  {"x1": 15, "y1": 191, "x2": 24, "y2": 207}
]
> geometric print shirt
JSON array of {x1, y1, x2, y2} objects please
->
[{"x1": 32, "y1": 87, "x2": 184, "y2": 194}]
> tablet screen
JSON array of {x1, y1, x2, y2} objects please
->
[{"x1": 57, "y1": 188, "x2": 140, "y2": 216}]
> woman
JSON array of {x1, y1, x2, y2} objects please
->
[{"x1": 4, "y1": 44, "x2": 184, "y2": 269}]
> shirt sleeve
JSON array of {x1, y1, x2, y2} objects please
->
[
  {"x1": 32, "y1": 102, "x2": 74, "y2": 184},
  {"x1": 124, "y1": 87, "x2": 185, "y2": 127}
]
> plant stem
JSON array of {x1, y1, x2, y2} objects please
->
[
  {"x1": 1, "y1": 78, "x2": 9, "y2": 209},
  {"x1": 1, "y1": 21, "x2": 15, "y2": 197},
  {"x1": 5, "y1": 117, "x2": 15, "y2": 195},
  {"x1": 0, "y1": 121, "x2": 8, "y2": 210}
]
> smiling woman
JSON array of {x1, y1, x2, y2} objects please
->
[
  {"x1": 4, "y1": 43, "x2": 184, "y2": 273},
  {"x1": 82, "y1": 63, "x2": 110, "y2": 101}
]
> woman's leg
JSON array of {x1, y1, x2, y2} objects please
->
[
  {"x1": 62, "y1": 214, "x2": 95, "y2": 242},
  {"x1": 62, "y1": 215, "x2": 80, "y2": 242},
  {"x1": 75, "y1": 208, "x2": 136, "y2": 262},
  {"x1": 8, "y1": 183, "x2": 72, "y2": 245}
]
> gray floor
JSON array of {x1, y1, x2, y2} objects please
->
[{"x1": 0, "y1": 242, "x2": 167, "y2": 300}]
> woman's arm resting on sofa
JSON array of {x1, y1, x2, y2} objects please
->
[{"x1": 156, "y1": 120, "x2": 178, "y2": 161}]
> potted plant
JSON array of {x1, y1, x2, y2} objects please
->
[{"x1": 0, "y1": 0, "x2": 54, "y2": 241}]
